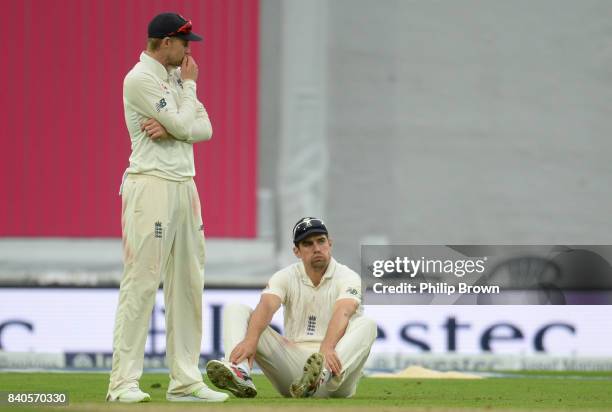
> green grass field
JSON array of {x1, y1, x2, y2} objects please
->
[{"x1": 1, "y1": 372, "x2": 612, "y2": 411}]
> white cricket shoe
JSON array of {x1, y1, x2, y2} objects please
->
[
  {"x1": 206, "y1": 360, "x2": 258, "y2": 398},
  {"x1": 108, "y1": 387, "x2": 151, "y2": 403},
  {"x1": 289, "y1": 352, "x2": 325, "y2": 398},
  {"x1": 166, "y1": 385, "x2": 229, "y2": 402}
]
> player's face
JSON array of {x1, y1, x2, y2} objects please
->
[
  {"x1": 294, "y1": 234, "x2": 332, "y2": 271},
  {"x1": 167, "y1": 37, "x2": 190, "y2": 67}
]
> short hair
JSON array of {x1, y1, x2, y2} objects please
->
[{"x1": 147, "y1": 38, "x2": 163, "y2": 51}]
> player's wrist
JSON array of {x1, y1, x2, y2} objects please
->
[{"x1": 243, "y1": 336, "x2": 258, "y2": 347}]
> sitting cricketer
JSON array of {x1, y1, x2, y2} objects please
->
[{"x1": 206, "y1": 217, "x2": 377, "y2": 398}]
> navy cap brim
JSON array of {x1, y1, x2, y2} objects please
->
[
  {"x1": 177, "y1": 32, "x2": 203, "y2": 41},
  {"x1": 294, "y1": 228, "x2": 328, "y2": 244}
]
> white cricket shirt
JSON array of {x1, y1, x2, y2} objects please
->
[
  {"x1": 262, "y1": 258, "x2": 363, "y2": 344},
  {"x1": 122, "y1": 52, "x2": 212, "y2": 182}
]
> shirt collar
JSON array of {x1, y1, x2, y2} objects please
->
[
  {"x1": 140, "y1": 52, "x2": 172, "y2": 82},
  {"x1": 298, "y1": 257, "x2": 337, "y2": 287},
  {"x1": 323, "y1": 258, "x2": 337, "y2": 279}
]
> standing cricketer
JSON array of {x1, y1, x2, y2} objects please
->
[
  {"x1": 206, "y1": 217, "x2": 377, "y2": 398},
  {"x1": 106, "y1": 13, "x2": 227, "y2": 403}
]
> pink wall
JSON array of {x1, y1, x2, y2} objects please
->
[{"x1": 0, "y1": 0, "x2": 258, "y2": 238}]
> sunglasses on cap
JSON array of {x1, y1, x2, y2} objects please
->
[
  {"x1": 168, "y1": 20, "x2": 193, "y2": 37},
  {"x1": 293, "y1": 217, "x2": 328, "y2": 244}
]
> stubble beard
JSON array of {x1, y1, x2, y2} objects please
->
[{"x1": 311, "y1": 255, "x2": 329, "y2": 272}]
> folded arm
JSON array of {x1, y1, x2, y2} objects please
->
[
  {"x1": 124, "y1": 72, "x2": 205, "y2": 142},
  {"x1": 186, "y1": 102, "x2": 212, "y2": 143}
]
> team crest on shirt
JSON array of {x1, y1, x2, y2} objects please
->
[
  {"x1": 154, "y1": 221, "x2": 163, "y2": 238},
  {"x1": 306, "y1": 315, "x2": 317, "y2": 335},
  {"x1": 155, "y1": 98, "x2": 167, "y2": 112}
]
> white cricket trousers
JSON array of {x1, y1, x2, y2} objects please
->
[
  {"x1": 107, "y1": 174, "x2": 207, "y2": 400},
  {"x1": 223, "y1": 303, "x2": 377, "y2": 398}
]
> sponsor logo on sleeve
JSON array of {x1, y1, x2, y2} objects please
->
[
  {"x1": 346, "y1": 286, "x2": 361, "y2": 299},
  {"x1": 346, "y1": 287, "x2": 361, "y2": 297},
  {"x1": 155, "y1": 98, "x2": 167, "y2": 112}
]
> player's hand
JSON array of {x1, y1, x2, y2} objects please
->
[
  {"x1": 180, "y1": 56, "x2": 199, "y2": 82},
  {"x1": 229, "y1": 339, "x2": 257, "y2": 369},
  {"x1": 141, "y1": 118, "x2": 170, "y2": 140},
  {"x1": 319, "y1": 344, "x2": 342, "y2": 376}
]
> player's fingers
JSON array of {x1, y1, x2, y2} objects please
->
[
  {"x1": 325, "y1": 358, "x2": 335, "y2": 374},
  {"x1": 248, "y1": 356, "x2": 254, "y2": 369},
  {"x1": 330, "y1": 356, "x2": 341, "y2": 375},
  {"x1": 233, "y1": 348, "x2": 247, "y2": 364},
  {"x1": 234, "y1": 354, "x2": 246, "y2": 365}
]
